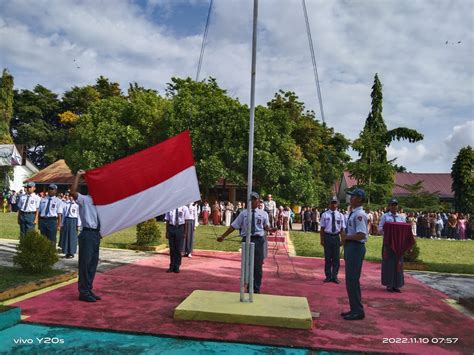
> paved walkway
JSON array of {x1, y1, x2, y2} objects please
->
[{"x1": 0, "y1": 238, "x2": 154, "y2": 273}]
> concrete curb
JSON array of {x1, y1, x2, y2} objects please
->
[{"x1": 0, "y1": 271, "x2": 77, "y2": 302}]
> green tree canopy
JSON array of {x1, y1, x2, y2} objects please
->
[
  {"x1": 0, "y1": 68, "x2": 14, "y2": 144},
  {"x1": 349, "y1": 73, "x2": 423, "y2": 204},
  {"x1": 65, "y1": 90, "x2": 170, "y2": 172},
  {"x1": 11, "y1": 85, "x2": 63, "y2": 167},
  {"x1": 451, "y1": 145, "x2": 474, "y2": 213},
  {"x1": 395, "y1": 181, "x2": 443, "y2": 211}
]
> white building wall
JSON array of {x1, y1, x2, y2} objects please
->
[{"x1": 8, "y1": 160, "x2": 39, "y2": 192}]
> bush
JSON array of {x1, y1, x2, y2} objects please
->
[
  {"x1": 13, "y1": 230, "x2": 58, "y2": 273},
  {"x1": 404, "y1": 241, "x2": 420, "y2": 262},
  {"x1": 136, "y1": 219, "x2": 161, "y2": 246}
]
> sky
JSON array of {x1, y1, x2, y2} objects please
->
[{"x1": 1, "y1": 0, "x2": 473, "y2": 173}]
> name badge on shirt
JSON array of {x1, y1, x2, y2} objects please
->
[
  {"x1": 336, "y1": 220, "x2": 341, "y2": 225},
  {"x1": 179, "y1": 212, "x2": 183, "y2": 218},
  {"x1": 30, "y1": 200, "x2": 35, "y2": 205},
  {"x1": 257, "y1": 218, "x2": 262, "y2": 226},
  {"x1": 71, "y1": 208, "x2": 76, "y2": 214},
  {"x1": 52, "y1": 203, "x2": 56, "y2": 209}
]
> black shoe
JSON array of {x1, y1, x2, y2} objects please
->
[
  {"x1": 386, "y1": 287, "x2": 394, "y2": 292},
  {"x1": 91, "y1": 292, "x2": 101, "y2": 300},
  {"x1": 174, "y1": 269, "x2": 180, "y2": 273},
  {"x1": 344, "y1": 313, "x2": 365, "y2": 321},
  {"x1": 166, "y1": 269, "x2": 173, "y2": 273},
  {"x1": 66, "y1": 254, "x2": 74, "y2": 259},
  {"x1": 332, "y1": 278, "x2": 341, "y2": 284},
  {"x1": 340, "y1": 311, "x2": 352, "y2": 317},
  {"x1": 392, "y1": 288, "x2": 401, "y2": 293},
  {"x1": 323, "y1": 278, "x2": 332, "y2": 283},
  {"x1": 79, "y1": 294, "x2": 96, "y2": 302}
]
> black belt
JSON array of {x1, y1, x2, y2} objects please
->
[
  {"x1": 21, "y1": 211, "x2": 36, "y2": 214},
  {"x1": 325, "y1": 232, "x2": 340, "y2": 236},
  {"x1": 41, "y1": 216, "x2": 57, "y2": 219},
  {"x1": 83, "y1": 227, "x2": 100, "y2": 232},
  {"x1": 345, "y1": 239, "x2": 364, "y2": 244},
  {"x1": 169, "y1": 224, "x2": 184, "y2": 227}
]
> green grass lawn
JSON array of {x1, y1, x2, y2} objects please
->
[
  {"x1": 0, "y1": 266, "x2": 66, "y2": 292},
  {"x1": 4, "y1": 212, "x2": 471, "y2": 274},
  {"x1": 0, "y1": 213, "x2": 240, "y2": 252},
  {"x1": 290, "y1": 231, "x2": 474, "y2": 274}
]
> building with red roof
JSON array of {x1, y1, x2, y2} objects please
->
[{"x1": 335, "y1": 171, "x2": 453, "y2": 204}]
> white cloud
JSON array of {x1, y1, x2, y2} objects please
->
[
  {"x1": 0, "y1": 0, "x2": 472, "y2": 173},
  {"x1": 444, "y1": 120, "x2": 474, "y2": 153},
  {"x1": 387, "y1": 143, "x2": 441, "y2": 171}
]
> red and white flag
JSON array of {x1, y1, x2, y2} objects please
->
[{"x1": 84, "y1": 131, "x2": 201, "y2": 236}]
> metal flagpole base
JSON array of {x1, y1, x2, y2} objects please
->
[
  {"x1": 240, "y1": 242, "x2": 246, "y2": 302},
  {"x1": 240, "y1": 241, "x2": 255, "y2": 303}
]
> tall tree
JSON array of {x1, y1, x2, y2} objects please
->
[
  {"x1": 166, "y1": 77, "x2": 248, "y2": 198},
  {"x1": 451, "y1": 145, "x2": 474, "y2": 213},
  {"x1": 61, "y1": 85, "x2": 100, "y2": 116},
  {"x1": 0, "y1": 68, "x2": 14, "y2": 144},
  {"x1": 94, "y1": 76, "x2": 122, "y2": 99},
  {"x1": 65, "y1": 90, "x2": 169, "y2": 172},
  {"x1": 349, "y1": 74, "x2": 423, "y2": 204},
  {"x1": 11, "y1": 85, "x2": 63, "y2": 167}
]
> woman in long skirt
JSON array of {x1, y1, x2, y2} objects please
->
[
  {"x1": 202, "y1": 201, "x2": 210, "y2": 225},
  {"x1": 224, "y1": 202, "x2": 233, "y2": 227},
  {"x1": 457, "y1": 214, "x2": 466, "y2": 240},
  {"x1": 59, "y1": 197, "x2": 80, "y2": 258},
  {"x1": 212, "y1": 201, "x2": 221, "y2": 225}
]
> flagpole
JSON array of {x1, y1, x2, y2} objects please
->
[{"x1": 241, "y1": 0, "x2": 258, "y2": 303}]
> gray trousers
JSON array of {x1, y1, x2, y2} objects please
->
[
  {"x1": 242, "y1": 236, "x2": 265, "y2": 293},
  {"x1": 78, "y1": 230, "x2": 101, "y2": 296},
  {"x1": 19, "y1": 212, "x2": 36, "y2": 237},
  {"x1": 182, "y1": 220, "x2": 195, "y2": 255},
  {"x1": 39, "y1": 217, "x2": 58, "y2": 245},
  {"x1": 324, "y1": 233, "x2": 340, "y2": 279},
  {"x1": 344, "y1": 241, "x2": 366, "y2": 315},
  {"x1": 381, "y1": 245, "x2": 404, "y2": 289}
]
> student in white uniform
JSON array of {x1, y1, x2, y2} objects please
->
[
  {"x1": 182, "y1": 202, "x2": 197, "y2": 258},
  {"x1": 165, "y1": 206, "x2": 190, "y2": 273},
  {"x1": 71, "y1": 169, "x2": 102, "y2": 303},
  {"x1": 59, "y1": 195, "x2": 81, "y2": 259},
  {"x1": 218, "y1": 192, "x2": 273, "y2": 293},
  {"x1": 39, "y1": 184, "x2": 62, "y2": 246},
  {"x1": 378, "y1": 198, "x2": 406, "y2": 293},
  {"x1": 17, "y1": 182, "x2": 41, "y2": 237},
  {"x1": 320, "y1": 197, "x2": 346, "y2": 284}
]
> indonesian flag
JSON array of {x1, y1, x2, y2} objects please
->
[{"x1": 84, "y1": 131, "x2": 201, "y2": 236}]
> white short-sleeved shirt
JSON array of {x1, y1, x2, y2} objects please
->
[
  {"x1": 18, "y1": 193, "x2": 41, "y2": 212},
  {"x1": 187, "y1": 204, "x2": 197, "y2": 220},
  {"x1": 76, "y1": 193, "x2": 100, "y2": 229},
  {"x1": 59, "y1": 200, "x2": 82, "y2": 227},
  {"x1": 165, "y1": 206, "x2": 190, "y2": 226},
  {"x1": 231, "y1": 208, "x2": 269, "y2": 237},
  {"x1": 346, "y1": 206, "x2": 369, "y2": 243},
  {"x1": 378, "y1": 212, "x2": 406, "y2": 234},
  {"x1": 320, "y1": 209, "x2": 346, "y2": 234},
  {"x1": 39, "y1": 196, "x2": 63, "y2": 217}
]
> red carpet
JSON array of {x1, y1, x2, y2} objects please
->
[{"x1": 13, "y1": 250, "x2": 473, "y2": 354}]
